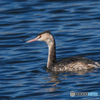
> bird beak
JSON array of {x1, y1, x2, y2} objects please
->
[{"x1": 26, "y1": 37, "x2": 38, "y2": 43}]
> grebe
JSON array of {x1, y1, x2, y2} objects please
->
[{"x1": 26, "y1": 31, "x2": 100, "y2": 72}]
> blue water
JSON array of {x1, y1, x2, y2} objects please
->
[{"x1": 0, "y1": 0, "x2": 100, "y2": 99}]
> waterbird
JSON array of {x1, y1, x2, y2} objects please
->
[{"x1": 26, "y1": 31, "x2": 100, "y2": 72}]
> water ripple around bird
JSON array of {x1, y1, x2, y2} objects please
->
[{"x1": 0, "y1": 0, "x2": 100, "y2": 100}]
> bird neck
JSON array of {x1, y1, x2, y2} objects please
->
[{"x1": 47, "y1": 42, "x2": 57, "y2": 68}]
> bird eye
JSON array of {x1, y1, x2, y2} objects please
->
[{"x1": 39, "y1": 36, "x2": 42, "y2": 38}]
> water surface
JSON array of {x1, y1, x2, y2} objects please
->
[{"x1": 0, "y1": 0, "x2": 100, "y2": 99}]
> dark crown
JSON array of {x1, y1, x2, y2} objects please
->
[{"x1": 38, "y1": 30, "x2": 51, "y2": 36}]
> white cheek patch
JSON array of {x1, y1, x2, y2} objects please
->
[
  {"x1": 37, "y1": 37, "x2": 43, "y2": 41},
  {"x1": 37, "y1": 38, "x2": 41, "y2": 41}
]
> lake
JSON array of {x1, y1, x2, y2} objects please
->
[{"x1": 0, "y1": 0, "x2": 100, "y2": 99}]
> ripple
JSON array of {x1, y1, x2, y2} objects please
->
[{"x1": 0, "y1": 0, "x2": 100, "y2": 100}]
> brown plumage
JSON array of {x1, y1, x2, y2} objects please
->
[{"x1": 26, "y1": 31, "x2": 100, "y2": 72}]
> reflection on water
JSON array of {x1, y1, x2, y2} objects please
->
[{"x1": 0, "y1": 0, "x2": 100, "y2": 99}]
